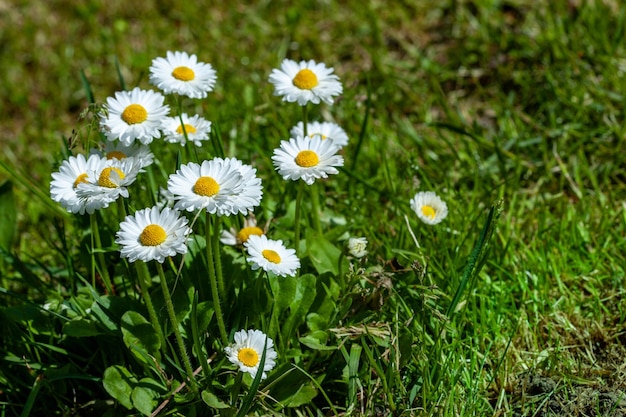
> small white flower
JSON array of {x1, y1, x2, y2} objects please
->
[
  {"x1": 149, "y1": 51, "x2": 217, "y2": 99},
  {"x1": 167, "y1": 159, "x2": 244, "y2": 215},
  {"x1": 224, "y1": 329, "x2": 277, "y2": 380},
  {"x1": 50, "y1": 154, "x2": 103, "y2": 215},
  {"x1": 272, "y1": 135, "x2": 343, "y2": 185},
  {"x1": 269, "y1": 59, "x2": 342, "y2": 106},
  {"x1": 100, "y1": 87, "x2": 170, "y2": 145},
  {"x1": 90, "y1": 141, "x2": 154, "y2": 169},
  {"x1": 347, "y1": 237, "x2": 368, "y2": 258},
  {"x1": 290, "y1": 121, "x2": 349, "y2": 148},
  {"x1": 220, "y1": 215, "x2": 265, "y2": 246},
  {"x1": 219, "y1": 157, "x2": 263, "y2": 215},
  {"x1": 410, "y1": 191, "x2": 448, "y2": 225},
  {"x1": 161, "y1": 113, "x2": 212, "y2": 147},
  {"x1": 116, "y1": 206, "x2": 192, "y2": 263},
  {"x1": 75, "y1": 157, "x2": 143, "y2": 214},
  {"x1": 244, "y1": 234, "x2": 300, "y2": 277}
]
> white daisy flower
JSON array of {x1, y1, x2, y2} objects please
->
[
  {"x1": 244, "y1": 234, "x2": 300, "y2": 278},
  {"x1": 100, "y1": 87, "x2": 169, "y2": 146},
  {"x1": 161, "y1": 113, "x2": 212, "y2": 147},
  {"x1": 220, "y1": 215, "x2": 265, "y2": 246},
  {"x1": 116, "y1": 206, "x2": 192, "y2": 263},
  {"x1": 90, "y1": 141, "x2": 154, "y2": 169},
  {"x1": 50, "y1": 153, "x2": 104, "y2": 215},
  {"x1": 290, "y1": 121, "x2": 349, "y2": 148},
  {"x1": 149, "y1": 51, "x2": 217, "y2": 99},
  {"x1": 347, "y1": 237, "x2": 368, "y2": 258},
  {"x1": 219, "y1": 157, "x2": 263, "y2": 215},
  {"x1": 75, "y1": 157, "x2": 143, "y2": 214},
  {"x1": 410, "y1": 191, "x2": 448, "y2": 225},
  {"x1": 224, "y1": 329, "x2": 277, "y2": 380},
  {"x1": 271, "y1": 135, "x2": 344, "y2": 185},
  {"x1": 269, "y1": 59, "x2": 343, "y2": 106},
  {"x1": 167, "y1": 159, "x2": 244, "y2": 215}
]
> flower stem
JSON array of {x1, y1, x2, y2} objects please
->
[
  {"x1": 155, "y1": 262, "x2": 198, "y2": 394},
  {"x1": 301, "y1": 104, "x2": 309, "y2": 137},
  {"x1": 309, "y1": 182, "x2": 323, "y2": 235},
  {"x1": 294, "y1": 181, "x2": 305, "y2": 256},
  {"x1": 90, "y1": 213, "x2": 113, "y2": 294},
  {"x1": 135, "y1": 261, "x2": 167, "y2": 357},
  {"x1": 206, "y1": 212, "x2": 228, "y2": 345},
  {"x1": 212, "y1": 216, "x2": 225, "y2": 295}
]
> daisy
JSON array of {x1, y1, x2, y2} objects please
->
[
  {"x1": 224, "y1": 329, "x2": 277, "y2": 380},
  {"x1": 167, "y1": 159, "x2": 244, "y2": 215},
  {"x1": 244, "y1": 234, "x2": 300, "y2": 277},
  {"x1": 90, "y1": 141, "x2": 154, "y2": 169},
  {"x1": 220, "y1": 215, "x2": 265, "y2": 246},
  {"x1": 160, "y1": 113, "x2": 212, "y2": 147},
  {"x1": 218, "y1": 157, "x2": 263, "y2": 215},
  {"x1": 272, "y1": 135, "x2": 344, "y2": 185},
  {"x1": 149, "y1": 51, "x2": 217, "y2": 99},
  {"x1": 347, "y1": 237, "x2": 368, "y2": 258},
  {"x1": 290, "y1": 121, "x2": 349, "y2": 148},
  {"x1": 269, "y1": 59, "x2": 342, "y2": 106},
  {"x1": 116, "y1": 206, "x2": 192, "y2": 263},
  {"x1": 75, "y1": 157, "x2": 143, "y2": 214},
  {"x1": 410, "y1": 191, "x2": 448, "y2": 225},
  {"x1": 50, "y1": 153, "x2": 104, "y2": 215}
]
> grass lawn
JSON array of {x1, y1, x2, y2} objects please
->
[{"x1": 1, "y1": 1, "x2": 625, "y2": 416}]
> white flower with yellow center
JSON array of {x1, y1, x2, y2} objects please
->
[
  {"x1": 269, "y1": 59, "x2": 343, "y2": 106},
  {"x1": 290, "y1": 121, "x2": 349, "y2": 148},
  {"x1": 75, "y1": 157, "x2": 143, "y2": 214},
  {"x1": 347, "y1": 237, "x2": 368, "y2": 258},
  {"x1": 161, "y1": 113, "x2": 212, "y2": 147},
  {"x1": 224, "y1": 329, "x2": 277, "y2": 380},
  {"x1": 50, "y1": 153, "x2": 104, "y2": 214},
  {"x1": 167, "y1": 159, "x2": 244, "y2": 215},
  {"x1": 116, "y1": 206, "x2": 192, "y2": 263},
  {"x1": 272, "y1": 135, "x2": 344, "y2": 185},
  {"x1": 100, "y1": 87, "x2": 169, "y2": 146},
  {"x1": 149, "y1": 51, "x2": 217, "y2": 99},
  {"x1": 220, "y1": 215, "x2": 265, "y2": 246},
  {"x1": 90, "y1": 141, "x2": 154, "y2": 169},
  {"x1": 218, "y1": 157, "x2": 263, "y2": 215},
  {"x1": 410, "y1": 191, "x2": 448, "y2": 225},
  {"x1": 244, "y1": 234, "x2": 300, "y2": 277}
]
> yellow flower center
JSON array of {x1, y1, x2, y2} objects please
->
[
  {"x1": 237, "y1": 347, "x2": 259, "y2": 367},
  {"x1": 106, "y1": 150, "x2": 127, "y2": 160},
  {"x1": 262, "y1": 249, "x2": 281, "y2": 264},
  {"x1": 73, "y1": 173, "x2": 88, "y2": 188},
  {"x1": 172, "y1": 66, "x2": 195, "y2": 81},
  {"x1": 98, "y1": 167, "x2": 125, "y2": 188},
  {"x1": 237, "y1": 226, "x2": 264, "y2": 243},
  {"x1": 295, "y1": 150, "x2": 319, "y2": 167},
  {"x1": 421, "y1": 205, "x2": 436, "y2": 219},
  {"x1": 139, "y1": 224, "x2": 167, "y2": 246},
  {"x1": 193, "y1": 176, "x2": 220, "y2": 197},
  {"x1": 292, "y1": 68, "x2": 319, "y2": 90},
  {"x1": 176, "y1": 124, "x2": 197, "y2": 135},
  {"x1": 121, "y1": 104, "x2": 148, "y2": 125}
]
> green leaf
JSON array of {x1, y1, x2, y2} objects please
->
[
  {"x1": 0, "y1": 180, "x2": 16, "y2": 251},
  {"x1": 201, "y1": 390, "x2": 231, "y2": 409},
  {"x1": 63, "y1": 319, "x2": 104, "y2": 337},
  {"x1": 131, "y1": 379, "x2": 162, "y2": 417},
  {"x1": 283, "y1": 274, "x2": 317, "y2": 340},
  {"x1": 284, "y1": 382, "x2": 318, "y2": 407},
  {"x1": 299, "y1": 330, "x2": 336, "y2": 351},
  {"x1": 121, "y1": 311, "x2": 160, "y2": 363},
  {"x1": 103, "y1": 365, "x2": 137, "y2": 410},
  {"x1": 306, "y1": 233, "x2": 342, "y2": 275}
]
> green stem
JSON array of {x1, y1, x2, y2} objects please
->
[
  {"x1": 310, "y1": 182, "x2": 323, "y2": 235},
  {"x1": 206, "y1": 212, "x2": 228, "y2": 345},
  {"x1": 190, "y1": 290, "x2": 211, "y2": 380},
  {"x1": 294, "y1": 181, "x2": 305, "y2": 256},
  {"x1": 155, "y1": 262, "x2": 198, "y2": 394},
  {"x1": 90, "y1": 214, "x2": 113, "y2": 294},
  {"x1": 212, "y1": 216, "x2": 225, "y2": 295},
  {"x1": 301, "y1": 104, "x2": 309, "y2": 137},
  {"x1": 135, "y1": 262, "x2": 167, "y2": 357}
]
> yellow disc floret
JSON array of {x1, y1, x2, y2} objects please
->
[
  {"x1": 172, "y1": 66, "x2": 195, "y2": 81},
  {"x1": 262, "y1": 249, "x2": 281, "y2": 264},
  {"x1": 421, "y1": 205, "x2": 436, "y2": 219},
  {"x1": 176, "y1": 124, "x2": 197, "y2": 135},
  {"x1": 193, "y1": 176, "x2": 220, "y2": 197},
  {"x1": 295, "y1": 150, "x2": 319, "y2": 168},
  {"x1": 237, "y1": 226, "x2": 264, "y2": 244},
  {"x1": 139, "y1": 224, "x2": 167, "y2": 246},
  {"x1": 98, "y1": 167, "x2": 125, "y2": 188},
  {"x1": 292, "y1": 69, "x2": 319, "y2": 90},
  {"x1": 237, "y1": 347, "x2": 259, "y2": 367},
  {"x1": 73, "y1": 173, "x2": 89, "y2": 188},
  {"x1": 121, "y1": 104, "x2": 148, "y2": 125}
]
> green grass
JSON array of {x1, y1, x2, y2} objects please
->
[{"x1": 1, "y1": 1, "x2": 626, "y2": 416}]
